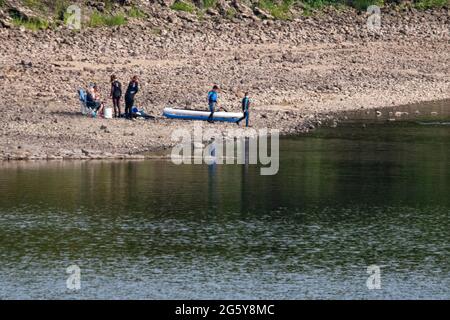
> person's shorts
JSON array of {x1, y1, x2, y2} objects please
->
[{"x1": 209, "y1": 102, "x2": 216, "y2": 112}]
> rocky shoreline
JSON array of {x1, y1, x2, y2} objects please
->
[{"x1": 0, "y1": 3, "x2": 449, "y2": 161}]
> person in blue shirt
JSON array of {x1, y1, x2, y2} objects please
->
[
  {"x1": 236, "y1": 92, "x2": 251, "y2": 127},
  {"x1": 207, "y1": 85, "x2": 219, "y2": 123}
]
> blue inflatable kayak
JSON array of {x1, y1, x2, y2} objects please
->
[{"x1": 163, "y1": 108, "x2": 243, "y2": 123}]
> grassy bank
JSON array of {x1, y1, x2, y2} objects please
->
[
  {"x1": 413, "y1": 0, "x2": 448, "y2": 9},
  {"x1": 87, "y1": 12, "x2": 126, "y2": 27},
  {"x1": 2, "y1": 0, "x2": 449, "y2": 30},
  {"x1": 169, "y1": 0, "x2": 449, "y2": 19},
  {"x1": 2, "y1": 0, "x2": 147, "y2": 30}
]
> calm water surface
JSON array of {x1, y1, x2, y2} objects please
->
[{"x1": 0, "y1": 119, "x2": 449, "y2": 299}]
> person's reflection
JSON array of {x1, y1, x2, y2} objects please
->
[
  {"x1": 207, "y1": 141, "x2": 218, "y2": 215},
  {"x1": 241, "y1": 137, "x2": 250, "y2": 214}
]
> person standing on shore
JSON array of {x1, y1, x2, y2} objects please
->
[
  {"x1": 207, "y1": 85, "x2": 219, "y2": 123},
  {"x1": 125, "y1": 76, "x2": 139, "y2": 119},
  {"x1": 110, "y1": 75, "x2": 122, "y2": 118},
  {"x1": 236, "y1": 92, "x2": 251, "y2": 127}
]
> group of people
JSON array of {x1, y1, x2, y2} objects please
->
[
  {"x1": 207, "y1": 85, "x2": 251, "y2": 127},
  {"x1": 85, "y1": 75, "x2": 140, "y2": 119},
  {"x1": 85, "y1": 77, "x2": 250, "y2": 127}
]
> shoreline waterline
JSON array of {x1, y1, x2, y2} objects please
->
[{"x1": 1, "y1": 98, "x2": 449, "y2": 162}]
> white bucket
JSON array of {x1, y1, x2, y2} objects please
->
[{"x1": 104, "y1": 107, "x2": 113, "y2": 119}]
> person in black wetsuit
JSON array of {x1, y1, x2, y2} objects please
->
[
  {"x1": 236, "y1": 92, "x2": 251, "y2": 127},
  {"x1": 125, "y1": 76, "x2": 139, "y2": 119},
  {"x1": 110, "y1": 75, "x2": 122, "y2": 118}
]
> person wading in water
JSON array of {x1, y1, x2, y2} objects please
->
[{"x1": 125, "y1": 75, "x2": 139, "y2": 120}]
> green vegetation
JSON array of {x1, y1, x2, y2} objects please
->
[
  {"x1": 88, "y1": 12, "x2": 127, "y2": 27},
  {"x1": 7, "y1": 5, "x2": 49, "y2": 31},
  {"x1": 22, "y1": 0, "x2": 46, "y2": 11},
  {"x1": 170, "y1": 1, "x2": 196, "y2": 13},
  {"x1": 5, "y1": 0, "x2": 149, "y2": 30},
  {"x1": 3, "y1": 0, "x2": 448, "y2": 29},
  {"x1": 12, "y1": 16, "x2": 49, "y2": 31},
  {"x1": 300, "y1": 0, "x2": 329, "y2": 16},
  {"x1": 299, "y1": 0, "x2": 447, "y2": 11},
  {"x1": 128, "y1": 6, "x2": 147, "y2": 19},
  {"x1": 169, "y1": 0, "x2": 449, "y2": 18},
  {"x1": 53, "y1": 0, "x2": 71, "y2": 22},
  {"x1": 202, "y1": 0, "x2": 217, "y2": 9},
  {"x1": 351, "y1": 0, "x2": 385, "y2": 11},
  {"x1": 103, "y1": 0, "x2": 116, "y2": 11},
  {"x1": 413, "y1": 0, "x2": 448, "y2": 9},
  {"x1": 226, "y1": 7, "x2": 238, "y2": 19},
  {"x1": 151, "y1": 27, "x2": 163, "y2": 35},
  {"x1": 258, "y1": 0, "x2": 295, "y2": 20},
  {"x1": 295, "y1": 0, "x2": 383, "y2": 14}
]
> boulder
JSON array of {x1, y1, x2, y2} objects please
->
[
  {"x1": 206, "y1": 8, "x2": 219, "y2": 16},
  {"x1": 253, "y1": 6, "x2": 274, "y2": 20},
  {"x1": 0, "y1": 10, "x2": 13, "y2": 28},
  {"x1": 150, "y1": 0, "x2": 176, "y2": 7},
  {"x1": 216, "y1": 0, "x2": 232, "y2": 16},
  {"x1": 4, "y1": 0, "x2": 46, "y2": 22},
  {"x1": 231, "y1": 0, "x2": 254, "y2": 19}
]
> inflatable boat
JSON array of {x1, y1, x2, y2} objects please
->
[{"x1": 163, "y1": 107, "x2": 243, "y2": 123}]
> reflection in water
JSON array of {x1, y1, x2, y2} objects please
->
[
  {"x1": 338, "y1": 99, "x2": 450, "y2": 123},
  {"x1": 208, "y1": 162, "x2": 217, "y2": 215},
  {"x1": 0, "y1": 122, "x2": 449, "y2": 299}
]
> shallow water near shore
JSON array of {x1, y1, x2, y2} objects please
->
[
  {"x1": 0, "y1": 106, "x2": 449, "y2": 299},
  {"x1": 337, "y1": 99, "x2": 450, "y2": 123}
]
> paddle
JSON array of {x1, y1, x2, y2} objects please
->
[{"x1": 218, "y1": 106, "x2": 228, "y2": 112}]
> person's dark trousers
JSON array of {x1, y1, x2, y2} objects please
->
[
  {"x1": 207, "y1": 103, "x2": 215, "y2": 123},
  {"x1": 112, "y1": 97, "x2": 121, "y2": 117},
  {"x1": 207, "y1": 111, "x2": 214, "y2": 122},
  {"x1": 237, "y1": 111, "x2": 249, "y2": 127},
  {"x1": 125, "y1": 98, "x2": 133, "y2": 119},
  {"x1": 87, "y1": 101, "x2": 101, "y2": 112}
]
